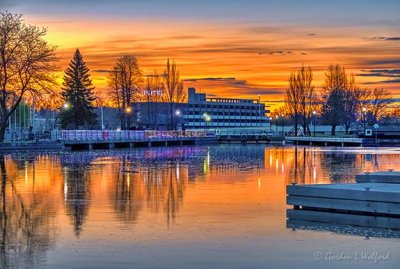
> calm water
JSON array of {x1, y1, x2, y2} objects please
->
[{"x1": 1, "y1": 145, "x2": 399, "y2": 269}]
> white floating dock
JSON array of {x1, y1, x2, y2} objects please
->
[
  {"x1": 356, "y1": 171, "x2": 400, "y2": 184},
  {"x1": 287, "y1": 210, "x2": 400, "y2": 237},
  {"x1": 286, "y1": 183, "x2": 400, "y2": 216}
]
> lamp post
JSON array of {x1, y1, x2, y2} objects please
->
[
  {"x1": 275, "y1": 115, "x2": 278, "y2": 132},
  {"x1": 362, "y1": 107, "x2": 367, "y2": 135},
  {"x1": 312, "y1": 110, "x2": 317, "y2": 137},
  {"x1": 269, "y1": 117, "x2": 272, "y2": 132},
  {"x1": 258, "y1": 95, "x2": 261, "y2": 127},
  {"x1": 100, "y1": 106, "x2": 104, "y2": 130},
  {"x1": 281, "y1": 114, "x2": 285, "y2": 137},
  {"x1": 175, "y1": 109, "x2": 181, "y2": 130},
  {"x1": 125, "y1": 107, "x2": 132, "y2": 130}
]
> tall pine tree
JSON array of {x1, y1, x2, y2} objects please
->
[{"x1": 60, "y1": 49, "x2": 97, "y2": 129}]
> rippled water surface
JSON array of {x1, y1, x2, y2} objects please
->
[{"x1": 1, "y1": 145, "x2": 399, "y2": 269}]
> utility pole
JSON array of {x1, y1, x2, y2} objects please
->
[
  {"x1": 362, "y1": 107, "x2": 366, "y2": 135},
  {"x1": 258, "y1": 95, "x2": 261, "y2": 127},
  {"x1": 313, "y1": 110, "x2": 317, "y2": 137}
]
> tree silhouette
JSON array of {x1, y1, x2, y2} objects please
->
[
  {"x1": 163, "y1": 59, "x2": 186, "y2": 130},
  {"x1": 285, "y1": 66, "x2": 316, "y2": 136},
  {"x1": 0, "y1": 12, "x2": 57, "y2": 141},
  {"x1": 108, "y1": 55, "x2": 142, "y2": 130},
  {"x1": 60, "y1": 49, "x2": 97, "y2": 129}
]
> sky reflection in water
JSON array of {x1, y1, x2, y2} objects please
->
[{"x1": 0, "y1": 145, "x2": 399, "y2": 269}]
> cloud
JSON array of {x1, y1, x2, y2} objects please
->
[
  {"x1": 358, "y1": 69, "x2": 400, "y2": 84},
  {"x1": 184, "y1": 77, "x2": 244, "y2": 84},
  {"x1": 363, "y1": 58, "x2": 400, "y2": 65},
  {"x1": 364, "y1": 36, "x2": 400, "y2": 41},
  {"x1": 358, "y1": 69, "x2": 400, "y2": 78},
  {"x1": 183, "y1": 77, "x2": 283, "y2": 97},
  {"x1": 364, "y1": 79, "x2": 400, "y2": 85},
  {"x1": 94, "y1": 69, "x2": 112, "y2": 73}
]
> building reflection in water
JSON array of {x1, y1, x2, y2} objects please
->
[{"x1": 1, "y1": 146, "x2": 400, "y2": 268}]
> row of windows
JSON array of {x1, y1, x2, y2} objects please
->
[
  {"x1": 187, "y1": 104, "x2": 265, "y2": 110},
  {"x1": 187, "y1": 119, "x2": 269, "y2": 123},
  {"x1": 185, "y1": 112, "x2": 265, "y2": 116}
]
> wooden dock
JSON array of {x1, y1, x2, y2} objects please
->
[{"x1": 287, "y1": 183, "x2": 400, "y2": 217}]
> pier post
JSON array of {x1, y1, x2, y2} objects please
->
[
  {"x1": 129, "y1": 142, "x2": 134, "y2": 148},
  {"x1": 108, "y1": 143, "x2": 115, "y2": 150},
  {"x1": 88, "y1": 143, "x2": 93, "y2": 150},
  {"x1": 165, "y1": 141, "x2": 168, "y2": 147},
  {"x1": 148, "y1": 141, "x2": 152, "y2": 147}
]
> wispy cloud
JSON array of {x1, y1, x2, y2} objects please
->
[
  {"x1": 358, "y1": 69, "x2": 400, "y2": 85},
  {"x1": 184, "y1": 77, "x2": 283, "y2": 97},
  {"x1": 364, "y1": 36, "x2": 400, "y2": 41}
]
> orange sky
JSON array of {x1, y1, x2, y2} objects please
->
[{"x1": 5, "y1": 0, "x2": 400, "y2": 110}]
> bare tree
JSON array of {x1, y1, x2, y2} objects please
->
[
  {"x1": 342, "y1": 75, "x2": 370, "y2": 134},
  {"x1": 368, "y1": 88, "x2": 391, "y2": 124},
  {"x1": 298, "y1": 66, "x2": 316, "y2": 136},
  {"x1": 108, "y1": 55, "x2": 142, "y2": 129},
  {"x1": 162, "y1": 59, "x2": 185, "y2": 130},
  {"x1": 285, "y1": 66, "x2": 315, "y2": 136},
  {"x1": 285, "y1": 71, "x2": 301, "y2": 136},
  {"x1": 321, "y1": 65, "x2": 347, "y2": 136},
  {"x1": 0, "y1": 12, "x2": 57, "y2": 141}
]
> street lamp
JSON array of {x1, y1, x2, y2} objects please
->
[
  {"x1": 63, "y1": 103, "x2": 70, "y2": 109},
  {"x1": 281, "y1": 114, "x2": 285, "y2": 137},
  {"x1": 362, "y1": 107, "x2": 367, "y2": 134},
  {"x1": 125, "y1": 107, "x2": 132, "y2": 130},
  {"x1": 269, "y1": 117, "x2": 272, "y2": 132},
  {"x1": 175, "y1": 109, "x2": 181, "y2": 130},
  {"x1": 275, "y1": 115, "x2": 278, "y2": 132},
  {"x1": 258, "y1": 95, "x2": 261, "y2": 127},
  {"x1": 312, "y1": 110, "x2": 317, "y2": 137}
]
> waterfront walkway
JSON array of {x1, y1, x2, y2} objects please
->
[
  {"x1": 285, "y1": 136, "x2": 365, "y2": 146},
  {"x1": 52, "y1": 130, "x2": 218, "y2": 150}
]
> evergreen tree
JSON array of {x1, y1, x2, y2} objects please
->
[{"x1": 60, "y1": 49, "x2": 97, "y2": 129}]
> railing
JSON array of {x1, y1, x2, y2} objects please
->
[
  {"x1": 52, "y1": 130, "x2": 216, "y2": 141},
  {"x1": 213, "y1": 128, "x2": 272, "y2": 136}
]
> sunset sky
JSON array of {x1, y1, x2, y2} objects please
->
[{"x1": 3, "y1": 0, "x2": 400, "y2": 109}]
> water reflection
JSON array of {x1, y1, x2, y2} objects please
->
[
  {"x1": 287, "y1": 210, "x2": 400, "y2": 239},
  {"x1": 0, "y1": 155, "x2": 59, "y2": 269},
  {"x1": 1, "y1": 145, "x2": 400, "y2": 268},
  {"x1": 64, "y1": 166, "x2": 91, "y2": 236}
]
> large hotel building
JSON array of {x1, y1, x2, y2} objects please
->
[{"x1": 132, "y1": 88, "x2": 270, "y2": 130}]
